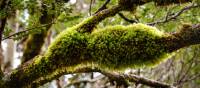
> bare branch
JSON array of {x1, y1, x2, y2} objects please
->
[
  {"x1": 78, "y1": 5, "x2": 126, "y2": 33},
  {"x1": 2, "y1": 21, "x2": 55, "y2": 40},
  {"x1": 89, "y1": 0, "x2": 94, "y2": 16},
  {"x1": 118, "y1": 13, "x2": 138, "y2": 23},
  {"x1": 101, "y1": 71, "x2": 175, "y2": 88},
  {"x1": 148, "y1": 4, "x2": 200, "y2": 26},
  {"x1": 95, "y1": 0, "x2": 111, "y2": 14},
  {"x1": 31, "y1": 67, "x2": 175, "y2": 88},
  {"x1": 65, "y1": 75, "x2": 104, "y2": 87}
]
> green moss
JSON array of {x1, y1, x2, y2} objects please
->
[
  {"x1": 45, "y1": 26, "x2": 89, "y2": 67},
  {"x1": 4, "y1": 22, "x2": 177, "y2": 87},
  {"x1": 88, "y1": 23, "x2": 173, "y2": 71},
  {"x1": 44, "y1": 23, "x2": 174, "y2": 72},
  {"x1": 29, "y1": 23, "x2": 175, "y2": 72}
]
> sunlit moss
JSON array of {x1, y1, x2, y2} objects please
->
[
  {"x1": 44, "y1": 22, "x2": 174, "y2": 71},
  {"x1": 4, "y1": 21, "x2": 176, "y2": 87},
  {"x1": 9, "y1": 22, "x2": 174, "y2": 86},
  {"x1": 88, "y1": 23, "x2": 173, "y2": 71}
]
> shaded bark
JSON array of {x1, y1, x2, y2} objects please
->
[
  {"x1": 0, "y1": 0, "x2": 8, "y2": 80},
  {"x1": 0, "y1": 20, "x2": 6, "y2": 79},
  {"x1": 164, "y1": 24, "x2": 200, "y2": 52},
  {"x1": 0, "y1": 18, "x2": 6, "y2": 77}
]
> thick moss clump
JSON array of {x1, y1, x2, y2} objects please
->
[
  {"x1": 44, "y1": 23, "x2": 173, "y2": 71},
  {"x1": 3, "y1": 23, "x2": 176, "y2": 87},
  {"x1": 45, "y1": 27, "x2": 89, "y2": 67},
  {"x1": 88, "y1": 24, "x2": 172, "y2": 70}
]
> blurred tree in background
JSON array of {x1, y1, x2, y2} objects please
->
[{"x1": 0, "y1": 0, "x2": 200, "y2": 88}]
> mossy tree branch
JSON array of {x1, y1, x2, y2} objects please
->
[
  {"x1": 169, "y1": 24, "x2": 200, "y2": 51},
  {"x1": 2, "y1": 22, "x2": 200, "y2": 88},
  {"x1": 1, "y1": 4, "x2": 129, "y2": 87},
  {"x1": 1, "y1": 1, "x2": 199, "y2": 88}
]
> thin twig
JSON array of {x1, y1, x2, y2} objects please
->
[
  {"x1": 2, "y1": 21, "x2": 55, "y2": 40},
  {"x1": 65, "y1": 75, "x2": 104, "y2": 87},
  {"x1": 95, "y1": 0, "x2": 111, "y2": 14},
  {"x1": 118, "y1": 13, "x2": 138, "y2": 23},
  {"x1": 101, "y1": 71, "x2": 175, "y2": 88},
  {"x1": 148, "y1": 4, "x2": 200, "y2": 26},
  {"x1": 89, "y1": 0, "x2": 94, "y2": 16}
]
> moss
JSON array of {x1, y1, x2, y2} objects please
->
[
  {"x1": 4, "y1": 22, "x2": 177, "y2": 87},
  {"x1": 88, "y1": 23, "x2": 173, "y2": 71},
  {"x1": 46, "y1": 22, "x2": 174, "y2": 70},
  {"x1": 44, "y1": 25, "x2": 90, "y2": 70},
  {"x1": 6, "y1": 19, "x2": 95, "y2": 87},
  {"x1": 45, "y1": 23, "x2": 174, "y2": 72}
]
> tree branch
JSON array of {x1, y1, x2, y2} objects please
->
[
  {"x1": 28, "y1": 67, "x2": 101, "y2": 87},
  {"x1": 30, "y1": 67, "x2": 175, "y2": 88},
  {"x1": 1, "y1": 1, "x2": 198, "y2": 88},
  {"x1": 95, "y1": 0, "x2": 111, "y2": 14},
  {"x1": 89, "y1": 0, "x2": 94, "y2": 16},
  {"x1": 2, "y1": 22, "x2": 55, "y2": 40},
  {"x1": 78, "y1": 5, "x2": 126, "y2": 33},
  {"x1": 2, "y1": 22, "x2": 200, "y2": 88},
  {"x1": 0, "y1": 18, "x2": 6, "y2": 80},
  {"x1": 118, "y1": 13, "x2": 138, "y2": 23},
  {"x1": 148, "y1": 4, "x2": 200, "y2": 25},
  {"x1": 102, "y1": 72, "x2": 175, "y2": 88}
]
